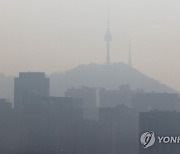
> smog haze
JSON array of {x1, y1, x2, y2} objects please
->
[{"x1": 0, "y1": 0, "x2": 180, "y2": 91}]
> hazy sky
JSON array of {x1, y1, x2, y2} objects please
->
[{"x1": 1, "y1": 0, "x2": 180, "y2": 91}]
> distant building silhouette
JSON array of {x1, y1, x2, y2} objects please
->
[
  {"x1": 65, "y1": 87, "x2": 97, "y2": 108},
  {"x1": 0, "y1": 99, "x2": 12, "y2": 112},
  {"x1": 99, "y1": 85, "x2": 143, "y2": 107},
  {"x1": 48, "y1": 97, "x2": 83, "y2": 154},
  {"x1": 132, "y1": 92, "x2": 180, "y2": 111},
  {"x1": 14, "y1": 72, "x2": 49, "y2": 153},
  {"x1": 0, "y1": 99, "x2": 14, "y2": 153},
  {"x1": 82, "y1": 120, "x2": 99, "y2": 154},
  {"x1": 98, "y1": 104, "x2": 139, "y2": 154},
  {"x1": 14, "y1": 72, "x2": 49, "y2": 111},
  {"x1": 65, "y1": 87, "x2": 98, "y2": 120}
]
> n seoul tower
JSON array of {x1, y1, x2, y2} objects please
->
[{"x1": 104, "y1": 12, "x2": 112, "y2": 65}]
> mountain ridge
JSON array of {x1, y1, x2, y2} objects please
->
[
  {"x1": 0, "y1": 63, "x2": 178, "y2": 103},
  {"x1": 50, "y1": 62, "x2": 177, "y2": 96}
]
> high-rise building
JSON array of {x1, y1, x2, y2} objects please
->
[
  {"x1": 0, "y1": 99, "x2": 12, "y2": 112},
  {"x1": 132, "y1": 93, "x2": 179, "y2": 112},
  {"x1": 99, "y1": 105, "x2": 139, "y2": 154},
  {"x1": 14, "y1": 72, "x2": 49, "y2": 153},
  {"x1": 82, "y1": 120, "x2": 99, "y2": 154},
  {"x1": 99, "y1": 85, "x2": 143, "y2": 108},
  {"x1": 65, "y1": 87, "x2": 98, "y2": 120},
  {"x1": 14, "y1": 72, "x2": 49, "y2": 111},
  {"x1": 48, "y1": 97, "x2": 83, "y2": 154},
  {"x1": 0, "y1": 99, "x2": 15, "y2": 153}
]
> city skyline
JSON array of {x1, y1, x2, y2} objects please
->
[
  {"x1": 1, "y1": 1, "x2": 180, "y2": 153},
  {"x1": 0, "y1": 71, "x2": 179, "y2": 154}
]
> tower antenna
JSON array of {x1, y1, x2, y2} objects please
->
[
  {"x1": 104, "y1": 9, "x2": 112, "y2": 65},
  {"x1": 128, "y1": 37, "x2": 132, "y2": 67}
]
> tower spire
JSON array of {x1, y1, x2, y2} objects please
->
[
  {"x1": 104, "y1": 10, "x2": 112, "y2": 65},
  {"x1": 128, "y1": 37, "x2": 132, "y2": 67}
]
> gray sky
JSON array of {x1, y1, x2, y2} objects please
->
[{"x1": 1, "y1": 0, "x2": 180, "y2": 91}]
